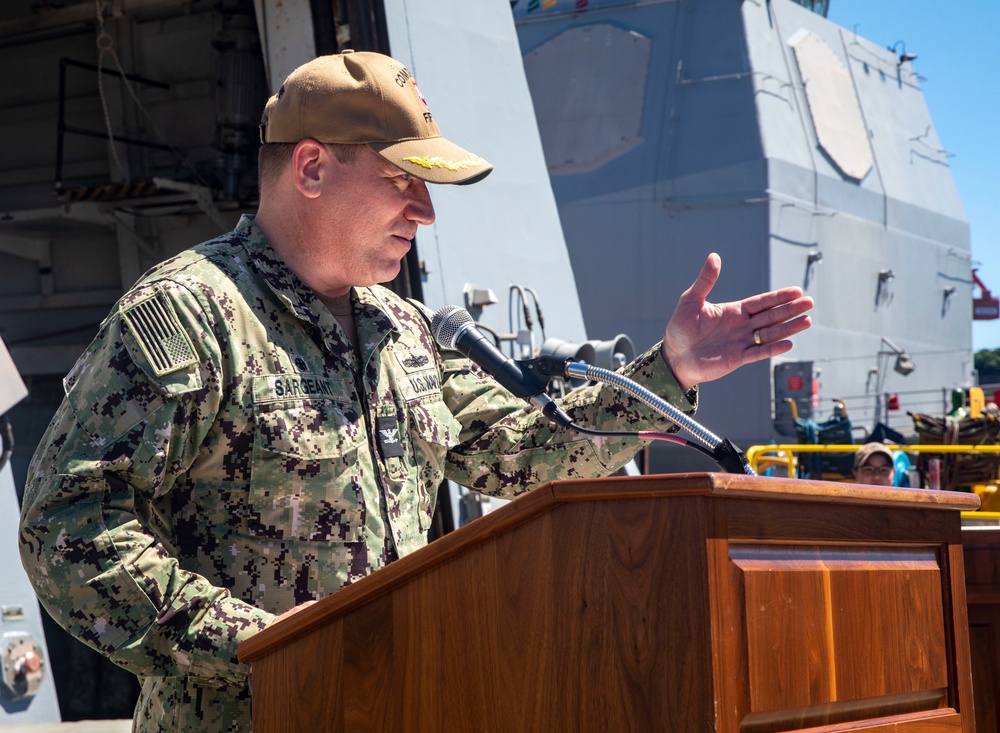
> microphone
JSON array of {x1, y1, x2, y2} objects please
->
[
  {"x1": 431, "y1": 306, "x2": 570, "y2": 423},
  {"x1": 431, "y1": 306, "x2": 538, "y2": 400}
]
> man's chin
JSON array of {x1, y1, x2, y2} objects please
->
[{"x1": 374, "y1": 262, "x2": 404, "y2": 286}]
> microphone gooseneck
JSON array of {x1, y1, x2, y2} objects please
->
[
  {"x1": 563, "y1": 362, "x2": 721, "y2": 448},
  {"x1": 564, "y1": 361, "x2": 755, "y2": 475}
]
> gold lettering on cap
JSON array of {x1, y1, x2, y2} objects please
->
[{"x1": 402, "y1": 154, "x2": 486, "y2": 171}]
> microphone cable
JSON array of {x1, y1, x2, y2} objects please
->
[
  {"x1": 523, "y1": 286, "x2": 546, "y2": 340},
  {"x1": 563, "y1": 420, "x2": 719, "y2": 462},
  {"x1": 470, "y1": 320, "x2": 504, "y2": 348}
]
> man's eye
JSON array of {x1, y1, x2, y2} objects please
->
[{"x1": 400, "y1": 173, "x2": 411, "y2": 182}]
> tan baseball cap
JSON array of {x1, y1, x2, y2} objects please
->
[
  {"x1": 853, "y1": 442, "x2": 894, "y2": 472},
  {"x1": 259, "y1": 51, "x2": 493, "y2": 185}
]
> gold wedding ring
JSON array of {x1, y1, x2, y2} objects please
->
[{"x1": 753, "y1": 329, "x2": 763, "y2": 346}]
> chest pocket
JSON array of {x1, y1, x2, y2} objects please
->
[
  {"x1": 248, "y1": 375, "x2": 366, "y2": 543},
  {"x1": 402, "y1": 396, "x2": 463, "y2": 531}
]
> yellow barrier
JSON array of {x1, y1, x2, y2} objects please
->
[
  {"x1": 746, "y1": 443, "x2": 1000, "y2": 474},
  {"x1": 963, "y1": 510, "x2": 1000, "y2": 524},
  {"x1": 746, "y1": 444, "x2": 1000, "y2": 512}
]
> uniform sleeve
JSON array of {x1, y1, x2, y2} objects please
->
[
  {"x1": 442, "y1": 342, "x2": 698, "y2": 496},
  {"x1": 18, "y1": 282, "x2": 273, "y2": 688}
]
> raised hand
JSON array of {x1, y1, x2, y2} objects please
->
[{"x1": 662, "y1": 253, "x2": 814, "y2": 391}]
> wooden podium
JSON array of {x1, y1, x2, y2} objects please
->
[
  {"x1": 963, "y1": 526, "x2": 1000, "y2": 733},
  {"x1": 238, "y1": 473, "x2": 980, "y2": 733}
]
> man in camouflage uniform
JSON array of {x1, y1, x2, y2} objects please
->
[{"x1": 19, "y1": 52, "x2": 813, "y2": 732}]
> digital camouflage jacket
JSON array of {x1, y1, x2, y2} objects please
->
[{"x1": 19, "y1": 215, "x2": 696, "y2": 732}]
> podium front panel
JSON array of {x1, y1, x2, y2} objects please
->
[{"x1": 711, "y1": 497, "x2": 971, "y2": 733}]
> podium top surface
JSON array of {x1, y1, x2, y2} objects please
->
[
  {"x1": 540, "y1": 471, "x2": 981, "y2": 508},
  {"x1": 238, "y1": 472, "x2": 979, "y2": 662}
]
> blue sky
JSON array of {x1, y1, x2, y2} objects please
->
[{"x1": 827, "y1": 1, "x2": 1000, "y2": 353}]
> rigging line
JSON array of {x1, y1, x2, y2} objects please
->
[
  {"x1": 93, "y1": 0, "x2": 208, "y2": 187},
  {"x1": 103, "y1": 34, "x2": 208, "y2": 185},
  {"x1": 95, "y1": 1, "x2": 127, "y2": 182}
]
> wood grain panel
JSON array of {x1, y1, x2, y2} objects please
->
[
  {"x1": 744, "y1": 708, "x2": 962, "y2": 733},
  {"x1": 727, "y1": 503, "x2": 959, "y2": 546},
  {"x1": 250, "y1": 616, "x2": 344, "y2": 732},
  {"x1": 596, "y1": 497, "x2": 714, "y2": 731},
  {"x1": 963, "y1": 528, "x2": 1000, "y2": 602},
  {"x1": 341, "y1": 592, "x2": 396, "y2": 732},
  {"x1": 968, "y1": 615, "x2": 998, "y2": 733},
  {"x1": 390, "y1": 541, "x2": 504, "y2": 732},
  {"x1": 728, "y1": 544, "x2": 949, "y2": 731},
  {"x1": 543, "y1": 499, "x2": 618, "y2": 731},
  {"x1": 490, "y1": 507, "x2": 559, "y2": 731}
]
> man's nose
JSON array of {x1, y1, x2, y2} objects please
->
[{"x1": 407, "y1": 179, "x2": 435, "y2": 226}]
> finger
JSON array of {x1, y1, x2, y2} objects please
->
[
  {"x1": 749, "y1": 314, "x2": 812, "y2": 349},
  {"x1": 683, "y1": 252, "x2": 722, "y2": 303},
  {"x1": 751, "y1": 295, "x2": 814, "y2": 329},
  {"x1": 274, "y1": 599, "x2": 318, "y2": 623},
  {"x1": 743, "y1": 338, "x2": 796, "y2": 365},
  {"x1": 743, "y1": 287, "x2": 808, "y2": 318}
]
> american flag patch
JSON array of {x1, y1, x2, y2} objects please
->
[{"x1": 122, "y1": 290, "x2": 199, "y2": 376}]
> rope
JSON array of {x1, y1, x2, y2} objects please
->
[
  {"x1": 95, "y1": 0, "x2": 127, "y2": 181},
  {"x1": 92, "y1": 0, "x2": 206, "y2": 187}
]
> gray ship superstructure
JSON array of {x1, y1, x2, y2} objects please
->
[{"x1": 515, "y1": 0, "x2": 973, "y2": 463}]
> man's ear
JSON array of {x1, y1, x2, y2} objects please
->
[{"x1": 291, "y1": 139, "x2": 328, "y2": 199}]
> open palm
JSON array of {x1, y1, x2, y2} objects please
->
[{"x1": 663, "y1": 254, "x2": 814, "y2": 391}]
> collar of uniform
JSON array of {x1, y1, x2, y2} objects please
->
[
  {"x1": 237, "y1": 216, "x2": 402, "y2": 367},
  {"x1": 236, "y1": 215, "x2": 324, "y2": 324},
  {"x1": 355, "y1": 287, "x2": 402, "y2": 329},
  {"x1": 352, "y1": 287, "x2": 402, "y2": 358}
]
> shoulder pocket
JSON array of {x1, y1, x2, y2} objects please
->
[{"x1": 65, "y1": 324, "x2": 165, "y2": 446}]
